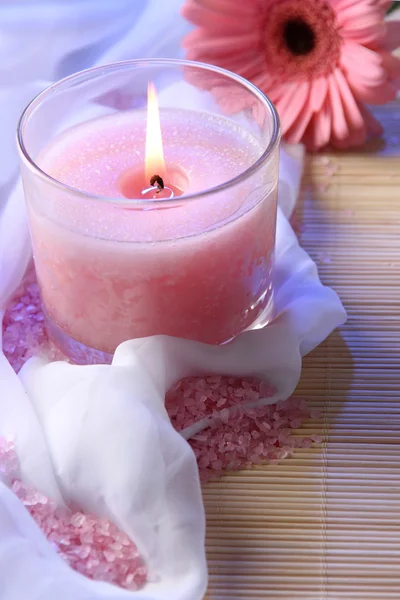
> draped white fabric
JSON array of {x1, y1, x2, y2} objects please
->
[{"x1": 0, "y1": 1, "x2": 346, "y2": 599}]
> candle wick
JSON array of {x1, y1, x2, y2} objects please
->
[
  {"x1": 150, "y1": 174, "x2": 164, "y2": 192},
  {"x1": 141, "y1": 175, "x2": 174, "y2": 199}
]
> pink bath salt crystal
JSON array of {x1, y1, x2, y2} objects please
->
[
  {"x1": 219, "y1": 408, "x2": 230, "y2": 423},
  {"x1": 103, "y1": 549, "x2": 117, "y2": 563},
  {"x1": 258, "y1": 421, "x2": 272, "y2": 432},
  {"x1": 311, "y1": 410, "x2": 322, "y2": 419},
  {"x1": 225, "y1": 441, "x2": 236, "y2": 453},
  {"x1": 241, "y1": 432, "x2": 251, "y2": 444},
  {"x1": 326, "y1": 163, "x2": 338, "y2": 176},
  {"x1": 81, "y1": 530, "x2": 94, "y2": 545},
  {"x1": 0, "y1": 439, "x2": 20, "y2": 483},
  {"x1": 79, "y1": 545, "x2": 92, "y2": 560},
  {"x1": 273, "y1": 418, "x2": 289, "y2": 430},
  {"x1": 233, "y1": 387, "x2": 245, "y2": 398},
  {"x1": 165, "y1": 375, "x2": 319, "y2": 481},
  {"x1": 0, "y1": 440, "x2": 147, "y2": 591},
  {"x1": 195, "y1": 392, "x2": 208, "y2": 403},
  {"x1": 195, "y1": 379, "x2": 207, "y2": 391},
  {"x1": 298, "y1": 399, "x2": 309, "y2": 412},
  {"x1": 70, "y1": 512, "x2": 86, "y2": 528},
  {"x1": 211, "y1": 459, "x2": 223, "y2": 471},
  {"x1": 275, "y1": 448, "x2": 291, "y2": 460},
  {"x1": 2, "y1": 263, "x2": 64, "y2": 372},
  {"x1": 297, "y1": 437, "x2": 313, "y2": 449},
  {"x1": 249, "y1": 390, "x2": 262, "y2": 402}
]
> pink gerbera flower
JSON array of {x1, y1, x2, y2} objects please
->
[{"x1": 182, "y1": 0, "x2": 400, "y2": 150}]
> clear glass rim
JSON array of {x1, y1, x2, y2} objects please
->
[{"x1": 17, "y1": 58, "x2": 281, "y2": 206}]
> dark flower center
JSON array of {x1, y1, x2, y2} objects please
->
[{"x1": 283, "y1": 18, "x2": 316, "y2": 56}]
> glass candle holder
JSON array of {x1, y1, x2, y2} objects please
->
[{"x1": 17, "y1": 59, "x2": 280, "y2": 364}]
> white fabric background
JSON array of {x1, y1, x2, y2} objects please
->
[{"x1": 0, "y1": 1, "x2": 346, "y2": 599}]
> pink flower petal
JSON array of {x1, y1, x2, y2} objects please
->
[
  {"x1": 341, "y1": 40, "x2": 386, "y2": 85},
  {"x1": 235, "y1": 55, "x2": 272, "y2": 80},
  {"x1": 301, "y1": 117, "x2": 320, "y2": 153},
  {"x1": 183, "y1": 30, "x2": 258, "y2": 56},
  {"x1": 330, "y1": 132, "x2": 357, "y2": 149},
  {"x1": 328, "y1": 74, "x2": 349, "y2": 141},
  {"x1": 251, "y1": 72, "x2": 275, "y2": 96},
  {"x1": 284, "y1": 99, "x2": 316, "y2": 146},
  {"x1": 332, "y1": 0, "x2": 385, "y2": 46},
  {"x1": 337, "y1": 3, "x2": 381, "y2": 30},
  {"x1": 194, "y1": 0, "x2": 258, "y2": 17},
  {"x1": 341, "y1": 44, "x2": 397, "y2": 104},
  {"x1": 333, "y1": 69, "x2": 367, "y2": 146},
  {"x1": 181, "y1": 0, "x2": 393, "y2": 150},
  {"x1": 342, "y1": 23, "x2": 386, "y2": 45},
  {"x1": 313, "y1": 97, "x2": 333, "y2": 149},
  {"x1": 309, "y1": 76, "x2": 329, "y2": 113},
  {"x1": 354, "y1": 80, "x2": 396, "y2": 104},
  {"x1": 185, "y1": 49, "x2": 264, "y2": 81},
  {"x1": 221, "y1": 54, "x2": 266, "y2": 80},
  {"x1": 277, "y1": 81, "x2": 310, "y2": 135},
  {"x1": 267, "y1": 82, "x2": 289, "y2": 105},
  {"x1": 330, "y1": 0, "x2": 371, "y2": 10},
  {"x1": 333, "y1": 68, "x2": 365, "y2": 129},
  {"x1": 183, "y1": 28, "x2": 262, "y2": 78},
  {"x1": 182, "y1": 1, "x2": 254, "y2": 33}
]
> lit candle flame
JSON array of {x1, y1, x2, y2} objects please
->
[{"x1": 145, "y1": 82, "x2": 165, "y2": 182}]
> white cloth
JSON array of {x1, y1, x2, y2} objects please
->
[{"x1": 0, "y1": 1, "x2": 346, "y2": 599}]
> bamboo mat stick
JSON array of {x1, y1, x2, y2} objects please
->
[{"x1": 202, "y1": 101, "x2": 400, "y2": 600}]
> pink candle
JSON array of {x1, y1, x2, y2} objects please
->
[{"x1": 18, "y1": 61, "x2": 280, "y2": 361}]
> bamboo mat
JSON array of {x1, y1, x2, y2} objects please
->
[{"x1": 203, "y1": 101, "x2": 400, "y2": 600}]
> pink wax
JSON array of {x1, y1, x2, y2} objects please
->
[{"x1": 29, "y1": 109, "x2": 277, "y2": 354}]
